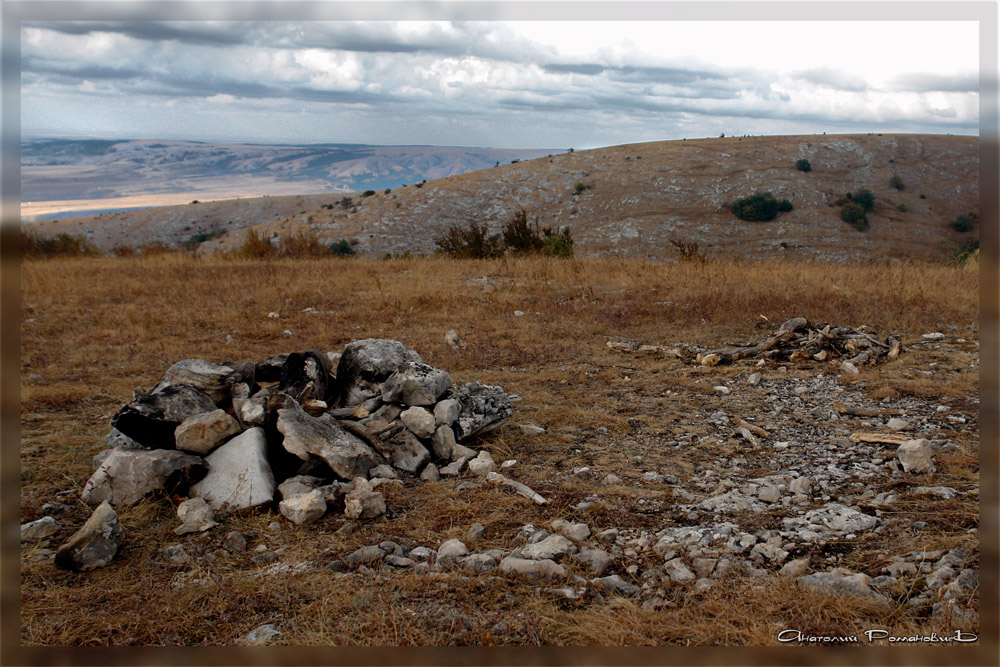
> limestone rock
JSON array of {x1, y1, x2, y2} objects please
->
[
  {"x1": 279, "y1": 489, "x2": 327, "y2": 526},
  {"x1": 335, "y1": 339, "x2": 422, "y2": 407},
  {"x1": 467, "y1": 450, "x2": 496, "y2": 476},
  {"x1": 224, "y1": 531, "x2": 248, "y2": 553},
  {"x1": 439, "y1": 457, "x2": 470, "y2": 477},
  {"x1": 173, "y1": 497, "x2": 219, "y2": 535},
  {"x1": 111, "y1": 384, "x2": 218, "y2": 449},
  {"x1": 345, "y1": 545, "x2": 385, "y2": 565},
  {"x1": 54, "y1": 501, "x2": 123, "y2": 572},
  {"x1": 277, "y1": 402, "x2": 384, "y2": 479},
  {"x1": 437, "y1": 539, "x2": 470, "y2": 560},
  {"x1": 254, "y1": 354, "x2": 289, "y2": 383},
  {"x1": 897, "y1": 439, "x2": 935, "y2": 473},
  {"x1": 420, "y1": 463, "x2": 440, "y2": 482},
  {"x1": 400, "y1": 406, "x2": 436, "y2": 439},
  {"x1": 191, "y1": 427, "x2": 276, "y2": 512},
  {"x1": 344, "y1": 477, "x2": 386, "y2": 520},
  {"x1": 779, "y1": 557, "x2": 811, "y2": 577},
  {"x1": 782, "y1": 503, "x2": 878, "y2": 541},
  {"x1": 245, "y1": 624, "x2": 281, "y2": 645},
  {"x1": 499, "y1": 556, "x2": 565, "y2": 580},
  {"x1": 21, "y1": 516, "x2": 61, "y2": 542},
  {"x1": 520, "y1": 534, "x2": 577, "y2": 561},
  {"x1": 590, "y1": 574, "x2": 639, "y2": 596},
  {"x1": 382, "y1": 362, "x2": 451, "y2": 407},
  {"x1": 797, "y1": 569, "x2": 890, "y2": 605},
  {"x1": 237, "y1": 397, "x2": 267, "y2": 426},
  {"x1": 551, "y1": 519, "x2": 590, "y2": 542},
  {"x1": 574, "y1": 546, "x2": 613, "y2": 575},
  {"x1": 174, "y1": 409, "x2": 241, "y2": 455},
  {"x1": 449, "y1": 382, "x2": 513, "y2": 442},
  {"x1": 81, "y1": 448, "x2": 208, "y2": 506},
  {"x1": 277, "y1": 475, "x2": 323, "y2": 500},
  {"x1": 378, "y1": 429, "x2": 431, "y2": 473},
  {"x1": 160, "y1": 358, "x2": 235, "y2": 403},
  {"x1": 459, "y1": 553, "x2": 498, "y2": 572},
  {"x1": 662, "y1": 558, "x2": 696, "y2": 582},
  {"x1": 433, "y1": 399, "x2": 460, "y2": 426},
  {"x1": 485, "y1": 471, "x2": 548, "y2": 504}
]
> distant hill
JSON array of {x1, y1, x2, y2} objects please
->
[
  {"x1": 28, "y1": 134, "x2": 979, "y2": 262},
  {"x1": 21, "y1": 138, "x2": 561, "y2": 219}
]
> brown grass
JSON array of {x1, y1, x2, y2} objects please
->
[{"x1": 18, "y1": 255, "x2": 980, "y2": 646}]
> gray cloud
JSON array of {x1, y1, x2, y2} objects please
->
[
  {"x1": 791, "y1": 67, "x2": 869, "y2": 92},
  {"x1": 887, "y1": 72, "x2": 978, "y2": 93}
]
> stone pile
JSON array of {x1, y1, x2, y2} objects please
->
[
  {"x1": 609, "y1": 317, "x2": 902, "y2": 372},
  {"x1": 53, "y1": 338, "x2": 513, "y2": 570}
]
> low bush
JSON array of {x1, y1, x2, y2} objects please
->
[
  {"x1": 434, "y1": 221, "x2": 503, "y2": 259},
  {"x1": 237, "y1": 228, "x2": 275, "y2": 258},
  {"x1": 889, "y1": 174, "x2": 904, "y2": 190},
  {"x1": 541, "y1": 227, "x2": 574, "y2": 258},
  {"x1": 795, "y1": 159, "x2": 812, "y2": 172},
  {"x1": 852, "y1": 189, "x2": 876, "y2": 211},
  {"x1": 21, "y1": 229, "x2": 100, "y2": 258},
  {"x1": 951, "y1": 213, "x2": 978, "y2": 233},
  {"x1": 840, "y1": 203, "x2": 869, "y2": 231},
  {"x1": 329, "y1": 239, "x2": 355, "y2": 256},
  {"x1": 731, "y1": 192, "x2": 791, "y2": 222}
]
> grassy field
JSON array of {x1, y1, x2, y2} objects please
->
[{"x1": 18, "y1": 254, "x2": 981, "y2": 647}]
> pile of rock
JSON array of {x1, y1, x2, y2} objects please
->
[
  {"x1": 609, "y1": 317, "x2": 902, "y2": 373},
  {"x1": 54, "y1": 338, "x2": 513, "y2": 571}
]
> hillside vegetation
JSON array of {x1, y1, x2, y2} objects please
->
[{"x1": 29, "y1": 134, "x2": 979, "y2": 262}]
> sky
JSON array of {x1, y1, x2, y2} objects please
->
[{"x1": 20, "y1": 11, "x2": 982, "y2": 149}]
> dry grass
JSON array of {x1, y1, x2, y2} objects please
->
[{"x1": 18, "y1": 255, "x2": 981, "y2": 647}]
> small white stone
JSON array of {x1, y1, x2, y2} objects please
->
[
  {"x1": 713, "y1": 385, "x2": 731, "y2": 396},
  {"x1": 467, "y1": 450, "x2": 496, "y2": 476}
]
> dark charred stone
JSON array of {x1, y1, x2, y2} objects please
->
[
  {"x1": 254, "y1": 354, "x2": 289, "y2": 383},
  {"x1": 449, "y1": 382, "x2": 514, "y2": 442},
  {"x1": 110, "y1": 384, "x2": 217, "y2": 449},
  {"x1": 278, "y1": 350, "x2": 332, "y2": 403}
]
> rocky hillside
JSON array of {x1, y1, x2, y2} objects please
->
[{"x1": 30, "y1": 134, "x2": 979, "y2": 261}]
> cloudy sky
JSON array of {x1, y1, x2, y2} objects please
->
[{"x1": 21, "y1": 12, "x2": 981, "y2": 149}]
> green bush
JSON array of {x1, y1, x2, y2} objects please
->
[
  {"x1": 434, "y1": 221, "x2": 503, "y2": 259},
  {"x1": 182, "y1": 230, "x2": 223, "y2": 250},
  {"x1": 795, "y1": 159, "x2": 812, "y2": 172},
  {"x1": 889, "y1": 174, "x2": 904, "y2": 190},
  {"x1": 840, "y1": 203, "x2": 868, "y2": 231},
  {"x1": 541, "y1": 227, "x2": 574, "y2": 257},
  {"x1": 339, "y1": 197, "x2": 353, "y2": 209},
  {"x1": 21, "y1": 230, "x2": 99, "y2": 258},
  {"x1": 951, "y1": 213, "x2": 978, "y2": 232},
  {"x1": 329, "y1": 239, "x2": 355, "y2": 256},
  {"x1": 731, "y1": 192, "x2": 791, "y2": 222},
  {"x1": 574, "y1": 182, "x2": 591, "y2": 195},
  {"x1": 362, "y1": 190, "x2": 376, "y2": 197},
  {"x1": 852, "y1": 189, "x2": 875, "y2": 211}
]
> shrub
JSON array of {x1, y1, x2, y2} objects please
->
[
  {"x1": 889, "y1": 174, "x2": 904, "y2": 190},
  {"x1": 277, "y1": 230, "x2": 330, "y2": 258},
  {"x1": 183, "y1": 230, "x2": 223, "y2": 250},
  {"x1": 795, "y1": 159, "x2": 812, "y2": 172},
  {"x1": 840, "y1": 203, "x2": 868, "y2": 231},
  {"x1": 434, "y1": 221, "x2": 503, "y2": 259},
  {"x1": 731, "y1": 192, "x2": 789, "y2": 222},
  {"x1": 139, "y1": 242, "x2": 171, "y2": 256},
  {"x1": 777, "y1": 199, "x2": 793, "y2": 213},
  {"x1": 669, "y1": 238, "x2": 705, "y2": 262},
  {"x1": 111, "y1": 245, "x2": 135, "y2": 257},
  {"x1": 329, "y1": 239, "x2": 355, "y2": 256},
  {"x1": 339, "y1": 197, "x2": 353, "y2": 209},
  {"x1": 21, "y1": 229, "x2": 99, "y2": 258},
  {"x1": 896, "y1": 203, "x2": 908, "y2": 213},
  {"x1": 362, "y1": 190, "x2": 376, "y2": 197},
  {"x1": 541, "y1": 227, "x2": 574, "y2": 258},
  {"x1": 502, "y1": 208, "x2": 545, "y2": 254},
  {"x1": 951, "y1": 213, "x2": 978, "y2": 232},
  {"x1": 852, "y1": 189, "x2": 875, "y2": 211},
  {"x1": 237, "y1": 228, "x2": 275, "y2": 258}
]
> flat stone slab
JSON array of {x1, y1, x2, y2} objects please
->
[
  {"x1": 54, "y1": 501, "x2": 123, "y2": 572},
  {"x1": 191, "y1": 427, "x2": 276, "y2": 512},
  {"x1": 81, "y1": 448, "x2": 208, "y2": 506}
]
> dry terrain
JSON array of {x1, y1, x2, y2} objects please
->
[
  {"x1": 28, "y1": 134, "x2": 980, "y2": 262},
  {"x1": 18, "y1": 254, "x2": 984, "y2": 650}
]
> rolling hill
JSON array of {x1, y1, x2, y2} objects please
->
[{"x1": 27, "y1": 134, "x2": 980, "y2": 261}]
